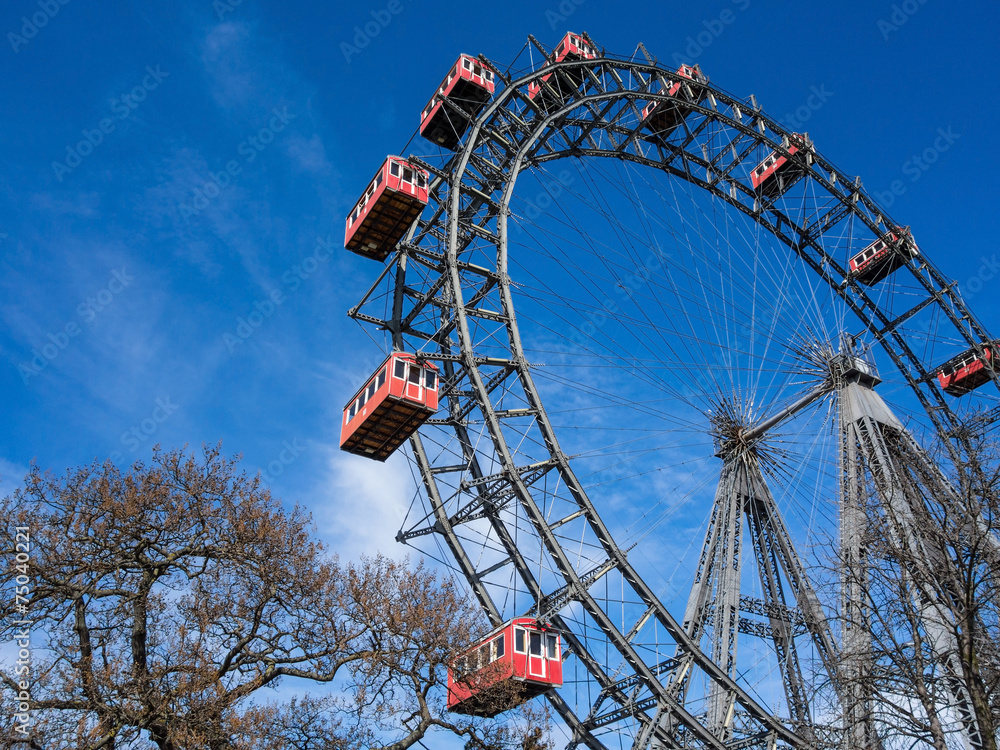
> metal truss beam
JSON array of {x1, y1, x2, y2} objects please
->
[{"x1": 347, "y1": 45, "x2": 998, "y2": 750}]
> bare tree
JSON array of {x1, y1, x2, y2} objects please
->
[
  {"x1": 0, "y1": 445, "x2": 550, "y2": 750},
  {"x1": 837, "y1": 423, "x2": 1000, "y2": 749},
  {"x1": 840, "y1": 494, "x2": 955, "y2": 750}
]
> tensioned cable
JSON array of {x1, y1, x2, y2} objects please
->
[
  {"x1": 493, "y1": 163, "x2": 857, "y2": 703},
  {"x1": 334, "y1": 54, "x2": 998, "y2": 750},
  {"x1": 505, "y1": 157, "x2": 849, "y2": 511},
  {"x1": 508, "y1": 159, "x2": 836, "y2": 400}
]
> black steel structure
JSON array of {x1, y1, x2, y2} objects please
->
[{"x1": 347, "y1": 34, "x2": 999, "y2": 749}]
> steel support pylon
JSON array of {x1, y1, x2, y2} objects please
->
[
  {"x1": 674, "y1": 391, "x2": 840, "y2": 745},
  {"x1": 838, "y1": 358, "x2": 984, "y2": 749}
]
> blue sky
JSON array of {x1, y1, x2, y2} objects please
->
[{"x1": 3, "y1": 0, "x2": 999, "y2": 569}]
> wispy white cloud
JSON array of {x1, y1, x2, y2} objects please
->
[
  {"x1": 196, "y1": 17, "x2": 347, "y2": 203},
  {"x1": 135, "y1": 143, "x2": 273, "y2": 291},
  {"x1": 1, "y1": 5, "x2": 366, "y2": 545},
  {"x1": 285, "y1": 133, "x2": 330, "y2": 173},
  {"x1": 314, "y1": 444, "x2": 414, "y2": 561},
  {"x1": 201, "y1": 21, "x2": 260, "y2": 111},
  {"x1": 0, "y1": 457, "x2": 28, "y2": 498},
  {"x1": 29, "y1": 191, "x2": 102, "y2": 217}
]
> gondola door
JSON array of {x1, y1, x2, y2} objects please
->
[
  {"x1": 527, "y1": 630, "x2": 547, "y2": 680},
  {"x1": 405, "y1": 362, "x2": 424, "y2": 402},
  {"x1": 400, "y1": 163, "x2": 417, "y2": 198}
]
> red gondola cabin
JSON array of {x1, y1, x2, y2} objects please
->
[
  {"x1": 528, "y1": 32, "x2": 597, "y2": 111},
  {"x1": 420, "y1": 54, "x2": 496, "y2": 151},
  {"x1": 344, "y1": 157, "x2": 429, "y2": 262},
  {"x1": 750, "y1": 133, "x2": 813, "y2": 200},
  {"x1": 448, "y1": 617, "x2": 563, "y2": 718},
  {"x1": 848, "y1": 227, "x2": 919, "y2": 286},
  {"x1": 641, "y1": 64, "x2": 706, "y2": 138},
  {"x1": 937, "y1": 343, "x2": 997, "y2": 397},
  {"x1": 340, "y1": 352, "x2": 439, "y2": 461}
]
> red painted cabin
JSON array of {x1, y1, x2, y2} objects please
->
[
  {"x1": 448, "y1": 617, "x2": 563, "y2": 718},
  {"x1": 344, "y1": 157, "x2": 429, "y2": 262},
  {"x1": 420, "y1": 54, "x2": 496, "y2": 151},
  {"x1": 937, "y1": 344, "x2": 997, "y2": 397},
  {"x1": 528, "y1": 32, "x2": 597, "y2": 110},
  {"x1": 750, "y1": 133, "x2": 813, "y2": 200},
  {"x1": 340, "y1": 352, "x2": 440, "y2": 461},
  {"x1": 641, "y1": 64, "x2": 706, "y2": 138},
  {"x1": 848, "y1": 227, "x2": 919, "y2": 286}
]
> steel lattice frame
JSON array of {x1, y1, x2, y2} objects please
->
[{"x1": 349, "y1": 36, "x2": 997, "y2": 749}]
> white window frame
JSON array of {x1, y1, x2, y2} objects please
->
[{"x1": 514, "y1": 627, "x2": 526, "y2": 654}]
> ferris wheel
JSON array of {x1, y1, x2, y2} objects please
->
[{"x1": 341, "y1": 32, "x2": 1000, "y2": 750}]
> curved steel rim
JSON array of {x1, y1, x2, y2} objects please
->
[{"x1": 361, "y1": 42, "x2": 997, "y2": 749}]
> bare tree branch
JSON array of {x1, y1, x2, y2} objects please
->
[{"x1": 0, "y1": 445, "x2": 550, "y2": 750}]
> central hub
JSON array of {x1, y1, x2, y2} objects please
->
[
  {"x1": 710, "y1": 397, "x2": 766, "y2": 459},
  {"x1": 789, "y1": 335, "x2": 881, "y2": 390},
  {"x1": 708, "y1": 337, "x2": 870, "y2": 461}
]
